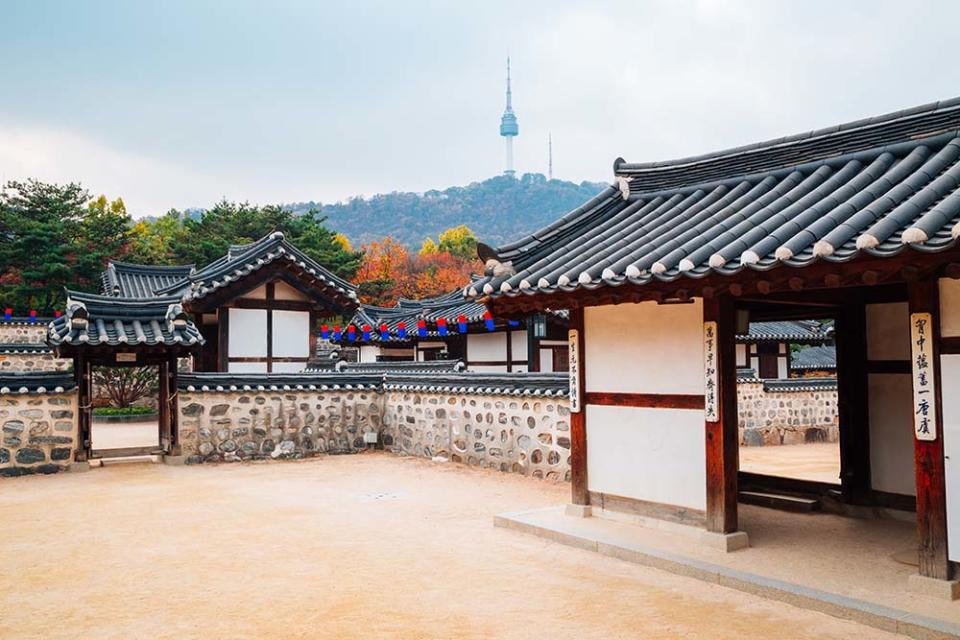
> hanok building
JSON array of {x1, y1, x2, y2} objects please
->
[
  {"x1": 736, "y1": 320, "x2": 832, "y2": 379},
  {"x1": 46, "y1": 231, "x2": 359, "y2": 458},
  {"x1": 338, "y1": 282, "x2": 568, "y2": 372},
  {"x1": 470, "y1": 97, "x2": 960, "y2": 593}
]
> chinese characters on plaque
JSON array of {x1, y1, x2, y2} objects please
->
[
  {"x1": 704, "y1": 321, "x2": 719, "y2": 422},
  {"x1": 568, "y1": 329, "x2": 580, "y2": 413},
  {"x1": 910, "y1": 312, "x2": 937, "y2": 441}
]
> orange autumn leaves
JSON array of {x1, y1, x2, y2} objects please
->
[{"x1": 353, "y1": 228, "x2": 481, "y2": 306}]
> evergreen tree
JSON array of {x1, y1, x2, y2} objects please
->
[{"x1": 0, "y1": 180, "x2": 89, "y2": 312}]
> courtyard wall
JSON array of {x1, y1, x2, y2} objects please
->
[
  {"x1": 737, "y1": 378, "x2": 839, "y2": 447},
  {"x1": 0, "y1": 373, "x2": 79, "y2": 477},
  {"x1": 0, "y1": 320, "x2": 71, "y2": 373},
  {"x1": 176, "y1": 372, "x2": 571, "y2": 480}
]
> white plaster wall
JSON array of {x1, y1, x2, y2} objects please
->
[
  {"x1": 866, "y1": 302, "x2": 910, "y2": 360},
  {"x1": 228, "y1": 309, "x2": 267, "y2": 357},
  {"x1": 586, "y1": 404, "x2": 706, "y2": 510},
  {"x1": 244, "y1": 285, "x2": 267, "y2": 299},
  {"x1": 777, "y1": 356, "x2": 788, "y2": 379},
  {"x1": 511, "y1": 331, "x2": 528, "y2": 361},
  {"x1": 540, "y1": 348, "x2": 554, "y2": 372},
  {"x1": 467, "y1": 333, "x2": 506, "y2": 361},
  {"x1": 868, "y1": 373, "x2": 916, "y2": 496},
  {"x1": 584, "y1": 300, "x2": 704, "y2": 394},
  {"x1": 940, "y1": 355, "x2": 960, "y2": 561},
  {"x1": 228, "y1": 361, "x2": 267, "y2": 373},
  {"x1": 272, "y1": 310, "x2": 309, "y2": 357},
  {"x1": 736, "y1": 344, "x2": 747, "y2": 367},
  {"x1": 271, "y1": 361, "x2": 306, "y2": 373},
  {"x1": 513, "y1": 364, "x2": 529, "y2": 373},
  {"x1": 274, "y1": 281, "x2": 308, "y2": 301},
  {"x1": 359, "y1": 345, "x2": 381, "y2": 363},
  {"x1": 471, "y1": 364, "x2": 508, "y2": 373}
]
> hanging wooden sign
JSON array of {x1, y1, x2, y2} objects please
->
[
  {"x1": 568, "y1": 328, "x2": 581, "y2": 413},
  {"x1": 703, "y1": 321, "x2": 719, "y2": 422},
  {"x1": 910, "y1": 312, "x2": 937, "y2": 441},
  {"x1": 116, "y1": 352, "x2": 137, "y2": 363}
]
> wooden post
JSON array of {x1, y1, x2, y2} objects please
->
[
  {"x1": 75, "y1": 354, "x2": 90, "y2": 462},
  {"x1": 908, "y1": 280, "x2": 952, "y2": 580},
  {"x1": 704, "y1": 296, "x2": 738, "y2": 533},
  {"x1": 217, "y1": 306, "x2": 229, "y2": 372},
  {"x1": 569, "y1": 307, "x2": 589, "y2": 506},
  {"x1": 168, "y1": 354, "x2": 179, "y2": 453},
  {"x1": 158, "y1": 359, "x2": 170, "y2": 452},
  {"x1": 835, "y1": 301, "x2": 871, "y2": 504}
]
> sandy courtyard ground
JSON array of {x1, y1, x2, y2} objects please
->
[
  {"x1": 0, "y1": 453, "x2": 900, "y2": 639},
  {"x1": 91, "y1": 420, "x2": 160, "y2": 450},
  {"x1": 739, "y1": 441, "x2": 841, "y2": 484}
]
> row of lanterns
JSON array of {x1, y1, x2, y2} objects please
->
[
  {"x1": 321, "y1": 311, "x2": 505, "y2": 342},
  {"x1": 2, "y1": 309, "x2": 62, "y2": 323}
]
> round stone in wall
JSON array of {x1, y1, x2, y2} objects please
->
[{"x1": 218, "y1": 439, "x2": 238, "y2": 453}]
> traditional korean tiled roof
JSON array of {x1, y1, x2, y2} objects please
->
[
  {"x1": 342, "y1": 279, "x2": 565, "y2": 343},
  {"x1": 0, "y1": 317, "x2": 53, "y2": 326},
  {"x1": 736, "y1": 320, "x2": 830, "y2": 343},
  {"x1": 468, "y1": 97, "x2": 960, "y2": 300},
  {"x1": 0, "y1": 343, "x2": 54, "y2": 355},
  {"x1": 333, "y1": 360, "x2": 467, "y2": 374},
  {"x1": 48, "y1": 290, "x2": 205, "y2": 348},
  {"x1": 382, "y1": 372, "x2": 569, "y2": 396},
  {"x1": 763, "y1": 377, "x2": 838, "y2": 393},
  {"x1": 101, "y1": 261, "x2": 195, "y2": 297},
  {"x1": 790, "y1": 345, "x2": 837, "y2": 371},
  {"x1": 178, "y1": 372, "x2": 382, "y2": 393},
  {"x1": 178, "y1": 371, "x2": 568, "y2": 396},
  {"x1": 162, "y1": 231, "x2": 358, "y2": 310},
  {"x1": 0, "y1": 372, "x2": 76, "y2": 394}
]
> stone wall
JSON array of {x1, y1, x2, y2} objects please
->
[
  {"x1": 0, "y1": 390, "x2": 78, "y2": 477},
  {"x1": 177, "y1": 387, "x2": 384, "y2": 463},
  {"x1": 0, "y1": 321, "x2": 71, "y2": 373},
  {"x1": 381, "y1": 390, "x2": 571, "y2": 481},
  {"x1": 0, "y1": 351, "x2": 71, "y2": 373},
  {"x1": 0, "y1": 322, "x2": 48, "y2": 344},
  {"x1": 737, "y1": 380, "x2": 839, "y2": 446}
]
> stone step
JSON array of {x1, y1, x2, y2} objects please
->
[
  {"x1": 91, "y1": 446, "x2": 165, "y2": 459},
  {"x1": 738, "y1": 490, "x2": 821, "y2": 513}
]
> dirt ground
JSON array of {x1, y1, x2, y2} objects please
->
[
  {"x1": 0, "y1": 453, "x2": 900, "y2": 639},
  {"x1": 91, "y1": 420, "x2": 159, "y2": 450},
  {"x1": 739, "y1": 441, "x2": 841, "y2": 483}
]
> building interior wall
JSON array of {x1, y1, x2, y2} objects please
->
[
  {"x1": 938, "y1": 278, "x2": 960, "y2": 562},
  {"x1": 864, "y1": 302, "x2": 916, "y2": 497},
  {"x1": 583, "y1": 300, "x2": 705, "y2": 511}
]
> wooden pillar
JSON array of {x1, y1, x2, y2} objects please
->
[
  {"x1": 835, "y1": 301, "x2": 871, "y2": 504},
  {"x1": 168, "y1": 354, "x2": 179, "y2": 453},
  {"x1": 569, "y1": 307, "x2": 589, "y2": 505},
  {"x1": 908, "y1": 280, "x2": 952, "y2": 580},
  {"x1": 703, "y1": 296, "x2": 738, "y2": 533},
  {"x1": 158, "y1": 359, "x2": 170, "y2": 452},
  {"x1": 527, "y1": 323, "x2": 540, "y2": 372},
  {"x1": 217, "y1": 306, "x2": 229, "y2": 372},
  {"x1": 75, "y1": 354, "x2": 90, "y2": 461},
  {"x1": 309, "y1": 310, "x2": 319, "y2": 360}
]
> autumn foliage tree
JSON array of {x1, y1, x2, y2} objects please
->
[{"x1": 354, "y1": 227, "x2": 482, "y2": 306}]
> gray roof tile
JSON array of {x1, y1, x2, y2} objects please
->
[{"x1": 469, "y1": 98, "x2": 960, "y2": 300}]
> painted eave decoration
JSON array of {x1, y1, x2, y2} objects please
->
[{"x1": 466, "y1": 97, "x2": 960, "y2": 301}]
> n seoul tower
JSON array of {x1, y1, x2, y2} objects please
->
[{"x1": 499, "y1": 57, "x2": 519, "y2": 176}]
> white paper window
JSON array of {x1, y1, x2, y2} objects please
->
[
  {"x1": 272, "y1": 310, "x2": 310, "y2": 357},
  {"x1": 229, "y1": 309, "x2": 268, "y2": 357}
]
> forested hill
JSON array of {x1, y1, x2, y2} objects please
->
[{"x1": 283, "y1": 173, "x2": 608, "y2": 247}]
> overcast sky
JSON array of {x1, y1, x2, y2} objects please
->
[{"x1": 1, "y1": 0, "x2": 958, "y2": 216}]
